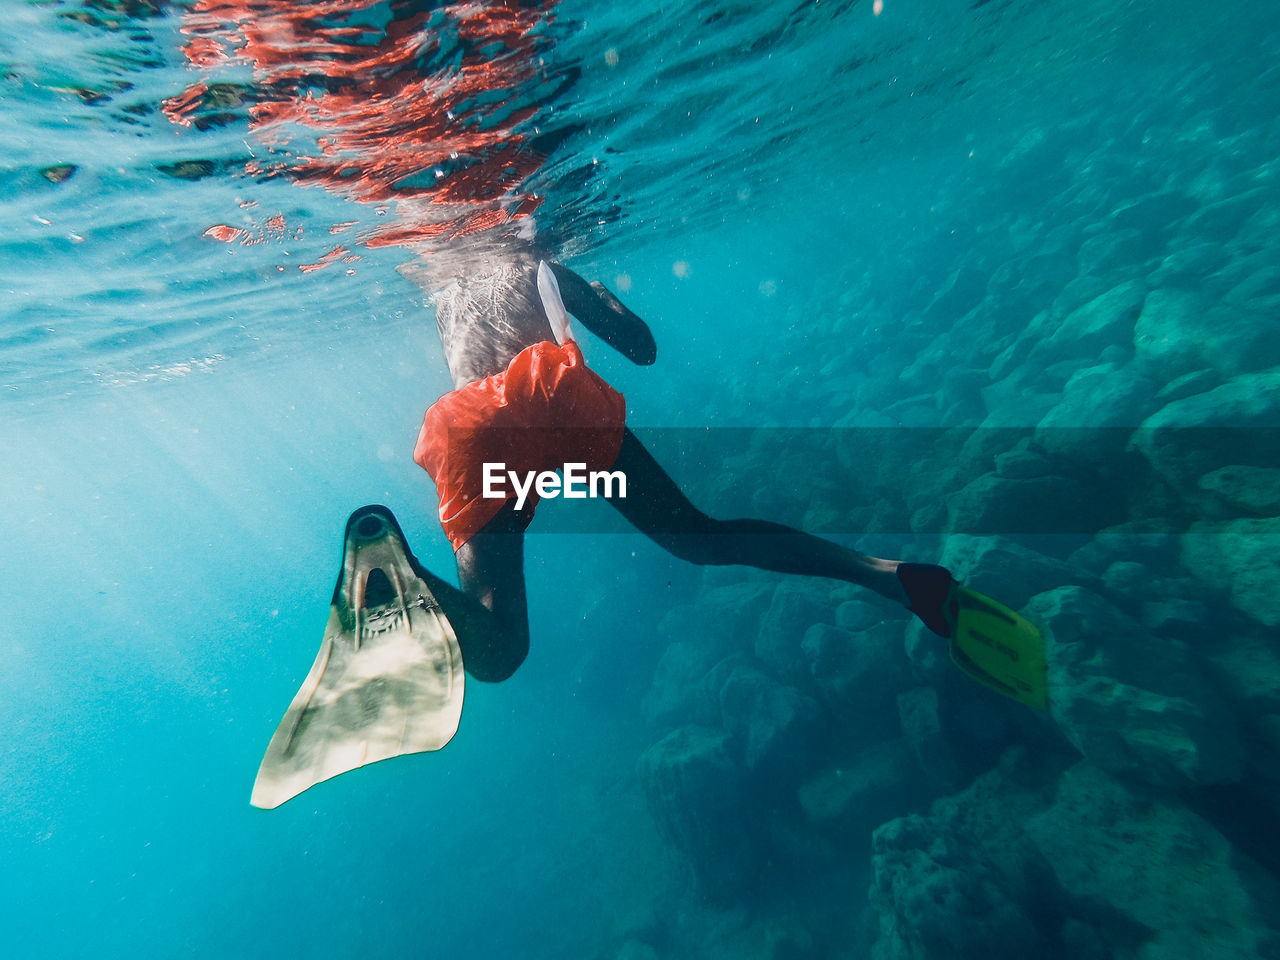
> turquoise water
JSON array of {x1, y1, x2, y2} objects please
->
[{"x1": 4, "y1": 1, "x2": 1280, "y2": 957}]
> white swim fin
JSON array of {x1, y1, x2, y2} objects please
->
[
  {"x1": 537, "y1": 260, "x2": 573, "y2": 345},
  {"x1": 250, "y1": 505, "x2": 464, "y2": 809}
]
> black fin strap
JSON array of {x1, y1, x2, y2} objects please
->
[{"x1": 897, "y1": 563, "x2": 955, "y2": 638}]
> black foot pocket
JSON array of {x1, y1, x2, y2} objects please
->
[{"x1": 897, "y1": 562, "x2": 955, "y2": 638}]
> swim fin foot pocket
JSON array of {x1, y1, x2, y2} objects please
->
[
  {"x1": 898, "y1": 562, "x2": 1048, "y2": 711},
  {"x1": 897, "y1": 562, "x2": 955, "y2": 638},
  {"x1": 250, "y1": 505, "x2": 465, "y2": 809}
]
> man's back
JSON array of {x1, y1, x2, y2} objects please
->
[{"x1": 402, "y1": 241, "x2": 557, "y2": 389}]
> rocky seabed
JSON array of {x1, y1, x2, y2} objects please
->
[{"x1": 605, "y1": 75, "x2": 1280, "y2": 960}]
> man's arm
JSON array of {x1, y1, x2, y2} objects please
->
[{"x1": 548, "y1": 262, "x2": 657, "y2": 365}]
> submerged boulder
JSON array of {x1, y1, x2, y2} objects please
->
[
  {"x1": 755, "y1": 580, "x2": 833, "y2": 684},
  {"x1": 1028, "y1": 279, "x2": 1146, "y2": 367},
  {"x1": 1146, "y1": 241, "x2": 1228, "y2": 289},
  {"x1": 939, "y1": 535, "x2": 1083, "y2": 610},
  {"x1": 1175, "y1": 187, "x2": 1270, "y2": 245},
  {"x1": 1133, "y1": 288, "x2": 1280, "y2": 382},
  {"x1": 897, "y1": 686, "x2": 961, "y2": 794},
  {"x1": 797, "y1": 739, "x2": 923, "y2": 842},
  {"x1": 1182, "y1": 519, "x2": 1280, "y2": 627},
  {"x1": 1132, "y1": 369, "x2": 1280, "y2": 506},
  {"x1": 801, "y1": 620, "x2": 905, "y2": 739},
  {"x1": 1026, "y1": 761, "x2": 1280, "y2": 960},
  {"x1": 642, "y1": 581, "x2": 776, "y2": 726},
  {"x1": 868, "y1": 748, "x2": 1061, "y2": 960},
  {"x1": 870, "y1": 817, "x2": 1042, "y2": 960},
  {"x1": 1199, "y1": 627, "x2": 1280, "y2": 718},
  {"x1": 1034, "y1": 361, "x2": 1159, "y2": 467},
  {"x1": 642, "y1": 639, "x2": 720, "y2": 728},
  {"x1": 946, "y1": 471, "x2": 1113, "y2": 536},
  {"x1": 1198, "y1": 465, "x2": 1280, "y2": 515},
  {"x1": 712, "y1": 662, "x2": 822, "y2": 780},
  {"x1": 1027, "y1": 585, "x2": 1243, "y2": 788},
  {"x1": 903, "y1": 620, "x2": 947, "y2": 684},
  {"x1": 637, "y1": 726, "x2": 756, "y2": 900}
]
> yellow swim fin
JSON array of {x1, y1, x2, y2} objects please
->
[
  {"x1": 250, "y1": 505, "x2": 464, "y2": 809},
  {"x1": 947, "y1": 584, "x2": 1047, "y2": 711}
]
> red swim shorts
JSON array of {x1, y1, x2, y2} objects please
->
[{"x1": 414, "y1": 339, "x2": 627, "y2": 550}]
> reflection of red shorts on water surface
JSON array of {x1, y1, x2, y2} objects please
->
[{"x1": 414, "y1": 340, "x2": 627, "y2": 550}]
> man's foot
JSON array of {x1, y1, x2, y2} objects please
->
[{"x1": 896, "y1": 562, "x2": 956, "y2": 638}]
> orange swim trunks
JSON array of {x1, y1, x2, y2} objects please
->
[{"x1": 414, "y1": 340, "x2": 627, "y2": 550}]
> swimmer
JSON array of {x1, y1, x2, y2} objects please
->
[
  {"x1": 251, "y1": 235, "x2": 1047, "y2": 809},
  {"x1": 403, "y1": 241, "x2": 955, "y2": 682}
]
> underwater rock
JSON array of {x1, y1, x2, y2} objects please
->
[
  {"x1": 1200, "y1": 628, "x2": 1280, "y2": 718},
  {"x1": 1050, "y1": 274, "x2": 1116, "y2": 324},
  {"x1": 1175, "y1": 187, "x2": 1270, "y2": 245},
  {"x1": 40, "y1": 163, "x2": 77, "y2": 183},
  {"x1": 835, "y1": 599, "x2": 889, "y2": 632},
  {"x1": 637, "y1": 726, "x2": 756, "y2": 900},
  {"x1": 1094, "y1": 562, "x2": 1209, "y2": 635},
  {"x1": 946, "y1": 472, "x2": 1110, "y2": 535},
  {"x1": 642, "y1": 640, "x2": 721, "y2": 728},
  {"x1": 1201, "y1": 635, "x2": 1280, "y2": 789},
  {"x1": 1100, "y1": 560, "x2": 1149, "y2": 606},
  {"x1": 1138, "y1": 595, "x2": 1208, "y2": 639},
  {"x1": 909, "y1": 500, "x2": 949, "y2": 534},
  {"x1": 1133, "y1": 369, "x2": 1280, "y2": 504},
  {"x1": 939, "y1": 535, "x2": 1083, "y2": 610},
  {"x1": 868, "y1": 748, "x2": 1059, "y2": 960},
  {"x1": 993, "y1": 438, "x2": 1050, "y2": 480},
  {"x1": 922, "y1": 262, "x2": 989, "y2": 326},
  {"x1": 1076, "y1": 227, "x2": 1165, "y2": 277},
  {"x1": 897, "y1": 687, "x2": 961, "y2": 793},
  {"x1": 1198, "y1": 465, "x2": 1280, "y2": 515},
  {"x1": 797, "y1": 739, "x2": 921, "y2": 841},
  {"x1": 980, "y1": 375, "x2": 1062, "y2": 427},
  {"x1": 1146, "y1": 241, "x2": 1229, "y2": 289},
  {"x1": 1025, "y1": 761, "x2": 1280, "y2": 960},
  {"x1": 1066, "y1": 525, "x2": 1184, "y2": 579},
  {"x1": 870, "y1": 818, "x2": 1042, "y2": 960},
  {"x1": 1035, "y1": 361, "x2": 1159, "y2": 468},
  {"x1": 802, "y1": 621, "x2": 905, "y2": 740},
  {"x1": 641, "y1": 582, "x2": 776, "y2": 727},
  {"x1": 1182, "y1": 519, "x2": 1280, "y2": 626},
  {"x1": 902, "y1": 620, "x2": 947, "y2": 684},
  {"x1": 1241, "y1": 292, "x2": 1280, "y2": 319},
  {"x1": 713, "y1": 663, "x2": 822, "y2": 780},
  {"x1": 939, "y1": 367, "x2": 990, "y2": 427},
  {"x1": 955, "y1": 426, "x2": 1027, "y2": 480},
  {"x1": 989, "y1": 324, "x2": 1036, "y2": 382},
  {"x1": 696, "y1": 581, "x2": 779, "y2": 643},
  {"x1": 755, "y1": 581, "x2": 834, "y2": 685},
  {"x1": 1028, "y1": 279, "x2": 1146, "y2": 367},
  {"x1": 1133, "y1": 288, "x2": 1280, "y2": 381},
  {"x1": 881, "y1": 393, "x2": 941, "y2": 428},
  {"x1": 1153, "y1": 367, "x2": 1220, "y2": 403},
  {"x1": 1225, "y1": 261, "x2": 1280, "y2": 305},
  {"x1": 1108, "y1": 189, "x2": 1199, "y2": 235},
  {"x1": 1026, "y1": 585, "x2": 1244, "y2": 788}
]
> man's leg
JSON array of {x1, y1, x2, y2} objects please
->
[
  {"x1": 608, "y1": 429, "x2": 914, "y2": 606},
  {"x1": 421, "y1": 501, "x2": 531, "y2": 682}
]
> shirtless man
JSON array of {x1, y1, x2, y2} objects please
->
[
  {"x1": 404, "y1": 244, "x2": 956, "y2": 682},
  {"x1": 249, "y1": 240, "x2": 1041, "y2": 809}
]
